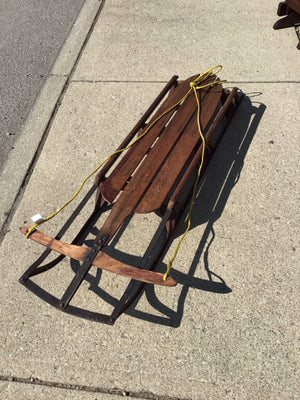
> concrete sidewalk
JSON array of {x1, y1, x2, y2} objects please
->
[{"x1": 1, "y1": 1, "x2": 299, "y2": 399}]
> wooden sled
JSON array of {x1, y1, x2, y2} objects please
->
[{"x1": 20, "y1": 71, "x2": 241, "y2": 324}]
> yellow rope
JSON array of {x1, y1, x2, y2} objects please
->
[
  {"x1": 163, "y1": 65, "x2": 226, "y2": 280},
  {"x1": 26, "y1": 65, "x2": 226, "y2": 280},
  {"x1": 25, "y1": 86, "x2": 185, "y2": 238}
]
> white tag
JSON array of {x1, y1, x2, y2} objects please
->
[{"x1": 31, "y1": 213, "x2": 43, "y2": 223}]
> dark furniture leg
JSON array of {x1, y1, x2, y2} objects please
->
[{"x1": 274, "y1": 0, "x2": 300, "y2": 48}]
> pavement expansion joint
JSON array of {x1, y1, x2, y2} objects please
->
[
  {"x1": 227, "y1": 80, "x2": 300, "y2": 84},
  {"x1": 71, "y1": 79, "x2": 170, "y2": 84},
  {"x1": 0, "y1": 375, "x2": 190, "y2": 400},
  {"x1": 49, "y1": 73, "x2": 69, "y2": 78},
  {"x1": 70, "y1": 79, "x2": 300, "y2": 84}
]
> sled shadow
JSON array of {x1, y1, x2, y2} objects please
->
[{"x1": 74, "y1": 94, "x2": 266, "y2": 326}]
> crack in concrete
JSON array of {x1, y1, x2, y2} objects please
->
[
  {"x1": 69, "y1": 79, "x2": 300, "y2": 84},
  {"x1": 71, "y1": 79, "x2": 169, "y2": 83},
  {"x1": 0, "y1": 375, "x2": 190, "y2": 400}
]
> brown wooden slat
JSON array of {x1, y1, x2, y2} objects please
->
[
  {"x1": 20, "y1": 227, "x2": 177, "y2": 286},
  {"x1": 167, "y1": 88, "x2": 239, "y2": 210},
  {"x1": 94, "y1": 75, "x2": 178, "y2": 186},
  {"x1": 101, "y1": 74, "x2": 205, "y2": 203},
  {"x1": 136, "y1": 83, "x2": 223, "y2": 213},
  {"x1": 98, "y1": 87, "x2": 202, "y2": 241}
]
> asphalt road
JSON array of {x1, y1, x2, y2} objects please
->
[{"x1": 0, "y1": 0, "x2": 86, "y2": 172}]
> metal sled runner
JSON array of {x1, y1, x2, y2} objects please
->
[{"x1": 20, "y1": 69, "x2": 241, "y2": 324}]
